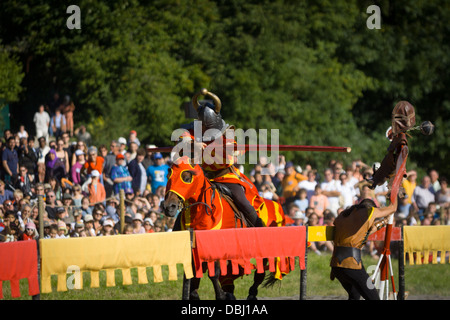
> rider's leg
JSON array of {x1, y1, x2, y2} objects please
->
[{"x1": 223, "y1": 183, "x2": 264, "y2": 227}]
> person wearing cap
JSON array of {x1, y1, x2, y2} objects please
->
[
  {"x1": 132, "y1": 213, "x2": 145, "y2": 234},
  {"x1": 110, "y1": 153, "x2": 133, "y2": 195},
  {"x1": 128, "y1": 130, "x2": 141, "y2": 148},
  {"x1": 143, "y1": 217, "x2": 154, "y2": 233},
  {"x1": 100, "y1": 218, "x2": 116, "y2": 236},
  {"x1": 87, "y1": 169, "x2": 106, "y2": 205},
  {"x1": 83, "y1": 214, "x2": 96, "y2": 236},
  {"x1": 282, "y1": 161, "x2": 307, "y2": 199},
  {"x1": 117, "y1": 137, "x2": 127, "y2": 156},
  {"x1": 146, "y1": 152, "x2": 170, "y2": 193},
  {"x1": 57, "y1": 220, "x2": 68, "y2": 238}
]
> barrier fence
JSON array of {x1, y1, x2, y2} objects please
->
[{"x1": 0, "y1": 225, "x2": 449, "y2": 299}]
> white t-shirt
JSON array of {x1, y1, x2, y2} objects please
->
[{"x1": 33, "y1": 111, "x2": 50, "y2": 130}]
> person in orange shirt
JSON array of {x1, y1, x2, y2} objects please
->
[
  {"x1": 281, "y1": 162, "x2": 307, "y2": 199},
  {"x1": 84, "y1": 146, "x2": 105, "y2": 182},
  {"x1": 88, "y1": 170, "x2": 106, "y2": 205}
]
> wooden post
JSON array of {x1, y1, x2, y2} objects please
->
[
  {"x1": 300, "y1": 226, "x2": 308, "y2": 300},
  {"x1": 38, "y1": 195, "x2": 44, "y2": 240},
  {"x1": 120, "y1": 189, "x2": 125, "y2": 234},
  {"x1": 34, "y1": 195, "x2": 45, "y2": 300},
  {"x1": 398, "y1": 225, "x2": 405, "y2": 300}
]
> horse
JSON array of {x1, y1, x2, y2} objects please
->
[{"x1": 163, "y1": 156, "x2": 287, "y2": 300}]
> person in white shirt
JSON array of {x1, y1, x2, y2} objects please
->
[
  {"x1": 297, "y1": 170, "x2": 317, "y2": 201},
  {"x1": 321, "y1": 168, "x2": 341, "y2": 216},
  {"x1": 33, "y1": 105, "x2": 50, "y2": 142},
  {"x1": 338, "y1": 172, "x2": 357, "y2": 209}
]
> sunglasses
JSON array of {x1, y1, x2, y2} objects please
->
[{"x1": 5, "y1": 202, "x2": 13, "y2": 206}]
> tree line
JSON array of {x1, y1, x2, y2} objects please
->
[{"x1": 0, "y1": 0, "x2": 448, "y2": 174}]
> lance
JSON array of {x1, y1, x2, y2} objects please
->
[{"x1": 147, "y1": 144, "x2": 352, "y2": 153}]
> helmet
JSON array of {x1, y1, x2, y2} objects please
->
[
  {"x1": 392, "y1": 101, "x2": 416, "y2": 134},
  {"x1": 192, "y1": 88, "x2": 226, "y2": 141}
]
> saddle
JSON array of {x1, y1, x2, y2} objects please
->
[{"x1": 211, "y1": 182, "x2": 253, "y2": 228}]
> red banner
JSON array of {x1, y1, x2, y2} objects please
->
[
  {"x1": 192, "y1": 226, "x2": 306, "y2": 278},
  {"x1": 0, "y1": 240, "x2": 40, "y2": 299}
]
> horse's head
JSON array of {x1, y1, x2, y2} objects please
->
[{"x1": 164, "y1": 156, "x2": 205, "y2": 217}]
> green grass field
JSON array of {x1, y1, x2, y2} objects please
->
[{"x1": 3, "y1": 251, "x2": 449, "y2": 300}]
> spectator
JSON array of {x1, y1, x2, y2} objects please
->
[
  {"x1": 60, "y1": 95, "x2": 76, "y2": 137},
  {"x1": 146, "y1": 153, "x2": 170, "y2": 194},
  {"x1": 132, "y1": 213, "x2": 145, "y2": 234},
  {"x1": 71, "y1": 140, "x2": 88, "y2": 167},
  {"x1": 297, "y1": 170, "x2": 318, "y2": 201},
  {"x1": 291, "y1": 209, "x2": 308, "y2": 226},
  {"x1": 321, "y1": 168, "x2": 341, "y2": 215},
  {"x1": 92, "y1": 206, "x2": 105, "y2": 235},
  {"x1": 15, "y1": 165, "x2": 33, "y2": 196},
  {"x1": 57, "y1": 220, "x2": 68, "y2": 238},
  {"x1": 83, "y1": 214, "x2": 95, "y2": 236},
  {"x1": 33, "y1": 105, "x2": 51, "y2": 142},
  {"x1": 36, "y1": 136, "x2": 50, "y2": 164},
  {"x1": 80, "y1": 196, "x2": 92, "y2": 217},
  {"x1": 45, "y1": 190, "x2": 58, "y2": 220},
  {"x1": 71, "y1": 184, "x2": 84, "y2": 207},
  {"x1": 412, "y1": 175, "x2": 436, "y2": 219},
  {"x1": 88, "y1": 170, "x2": 106, "y2": 205},
  {"x1": 21, "y1": 221, "x2": 39, "y2": 241},
  {"x1": 128, "y1": 130, "x2": 141, "y2": 148},
  {"x1": 143, "y1": 217, "x2": 154, "y2": 233},
  {"x1": 429, "y1": 169, "x2": 440, "y2": 193},
  {"x1": 83, "y1": 146, "x2": 104, "y2": 179},
  {"x1": 309, "y1": 185, "x2": 329, "y2": 222},
  {"x1": 435, "y1": 177, "x2": 449, "y2": 209},
  {"x1": 142, "y1": 145, "x2": 155, "y2": 169},
  {"x1": 117, "y1": 137, "x2": 127, "y2": 156},
  {"x1": 18, "y1": 136, "x2": 38, "y2": 176},
  {"x1": 74, "y1": 126, "x2": 92, "y2": 146},
  {"x1": 0, "y1": 180, "x2": 14, "y2": 204},
  {"x1": 50, "y1": 108, "x2": 66, "y2": 139},
  {"x1": 402, "y1": 170, "x2": 417, "y2": 205},
  {"x1": 110, "y1": 153, "x2": 133, "y2": 195},
  {"x1": 281, "y1": 162, "x2": 306, "y2": 199},
  {"x1": 2, "y1": 137, "x2": 19, "y2": 184},
  {"x1": 126, "y1": 141, "x2": 139, "y2": 163},
  {"x1": 128, "y1": 148, "x2": 147, "y2": 196},
  {"x1": 293, "y1": 188, "x2": 309, "y2": 212},
  {"x1": 100, "y1": 219, "x2": 116, "y2": 236},
  {"x1": 338, "y1": 172, "x2": 357, "y2": 209},
  {"x1": 71, "y1": 149, "x2": 86, "y2": 185}
]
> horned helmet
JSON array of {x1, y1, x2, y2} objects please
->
[{"x1": 192, "y1": 88, "x2": 227, "y2": 141}]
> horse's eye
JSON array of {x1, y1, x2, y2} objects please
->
[{"x1": 181, "y1": 171, "x2": 193, "y2": 184}]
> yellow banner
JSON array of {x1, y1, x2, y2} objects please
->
[
  {"x1": 40, "y1": 231, "x2": 193, "y2": 293},
  {"x1": 403, "y1": 226, "x2": 450, "y2": 265},
  {"x1": 307, "y1": 226, "x2": 335, "y2": 242}
]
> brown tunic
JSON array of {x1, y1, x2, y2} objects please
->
[{"x1": 330, "y1": 207, "x2": 375, "y2": 270}]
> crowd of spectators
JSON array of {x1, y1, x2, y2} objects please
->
[
  {"x1": 0, "y1": 98, "x2": 173, "y2": 242},
  {"x1": 1, "y1": 99, "x2": 448, "y2": 263}
]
